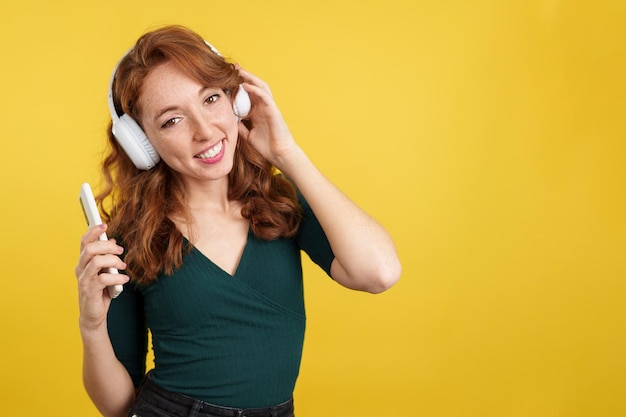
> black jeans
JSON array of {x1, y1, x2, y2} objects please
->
[{"x1": 128, "y1": 374, "x2": 295, "y2": 417}]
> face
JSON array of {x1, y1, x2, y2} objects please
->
[{"x1": 137, "y1": 60, "x2": 239, "y2": 187}]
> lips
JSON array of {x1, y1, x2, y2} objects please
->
[{"x1": 194, "y1": 140, "x2": 224, "y2": 159}]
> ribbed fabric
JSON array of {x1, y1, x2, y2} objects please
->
[{"x1": 107, "y1": 195, "x2": 334, "y2": 409}]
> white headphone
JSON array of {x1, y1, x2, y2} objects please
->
[{"x1": 107, "y1": 41, "x2": 251, "y2": 170}]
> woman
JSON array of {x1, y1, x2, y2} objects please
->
[{"x1": 75, "y1": 25, "x2": 401, "y2": 417}]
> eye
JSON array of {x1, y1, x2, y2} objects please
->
[
  {"x1": 204, "y1": 93, "x2": 221, "y2": 105},
  {"x1": 161, "y1": 117, "x2": 181, "y2": 129}
]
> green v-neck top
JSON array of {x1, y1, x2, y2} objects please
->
[{"x1": 107, "y1": 194, "x2": 334, "y2": 409}]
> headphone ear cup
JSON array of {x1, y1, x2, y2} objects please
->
[
  {"x1": 233, "y1": 84, "x2": 251, "y2": 120},
  {"x1": 112, "y1": 114, "x2": 160, "y2": 170}
]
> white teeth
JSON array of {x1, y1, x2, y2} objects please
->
[{"x1": 196, "y1": 140, "x2": 223, "y2": 159}]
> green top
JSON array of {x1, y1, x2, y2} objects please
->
[{"x1": 107, "y1": 195, "x2": 334, "y2": 408}]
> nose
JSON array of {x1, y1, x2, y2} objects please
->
[{"x1": 190, "y1": 112, "x2": 217, "y2": 142}]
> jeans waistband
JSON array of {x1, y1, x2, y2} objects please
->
[{"x1": 132, "y1": 373, "x2": 294, "y2": 417}]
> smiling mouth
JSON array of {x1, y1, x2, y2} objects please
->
[{"x1": 194, "y1": 140, "x2": 224, "y2": 159}]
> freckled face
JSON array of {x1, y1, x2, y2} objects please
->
[{"x1": 137, "y1": 61, "x2": 239, "y2": 186}]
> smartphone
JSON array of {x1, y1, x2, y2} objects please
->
[{"x1": 79, "y1": 183, "x2": 123, "y2": 298}]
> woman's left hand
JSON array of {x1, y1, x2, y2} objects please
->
[
  {"x1": 236, "y1": 66, "x2": 300, "y2": 169},
  {"x1": 235, "y1": 69, "x2": 400, "y2": 294}
]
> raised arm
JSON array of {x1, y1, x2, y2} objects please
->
[{"x1": 237, "y1": 68, "x2": 401, "y2": 293}]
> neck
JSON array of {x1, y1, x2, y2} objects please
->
[{"x1": 183, "y1": 177, "x2": 233, "y2": 214}]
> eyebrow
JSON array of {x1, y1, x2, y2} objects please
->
[{"x1": 153, "y1": 105, "x2": 180, "y2": 124}]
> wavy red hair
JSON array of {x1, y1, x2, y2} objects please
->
[{"x1": 98, "y1": 25, "x2": 301, "y2": 284}]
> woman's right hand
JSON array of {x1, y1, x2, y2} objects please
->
[{"x1": 75, "y1": 224, "x2": 129, "y2": 333}]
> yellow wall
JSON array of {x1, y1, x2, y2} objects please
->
[{"x1": 1, "y1": 0, "x2": 624, "y2": 415}]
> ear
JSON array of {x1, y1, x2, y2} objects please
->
[
  {"x1": 107, "y1": 49, "x2": 160, "y2": 170},
  {"x1": 233, "y1": 84, "x2": 251, "y2": 120},
  {"x1": 112, "y1": 114, "x2": 160, "y2": 170}
]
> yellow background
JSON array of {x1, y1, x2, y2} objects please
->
[{"x1": 1, "y1": 0, "x2": 624, "y2": 416}]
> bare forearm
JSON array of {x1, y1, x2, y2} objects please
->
[
  {"x1": 278, "y1": 147, "x2": 401, "y2": 293},
  {"x1": 81, "y1": 326, "x2": 136, "y2": 417}
]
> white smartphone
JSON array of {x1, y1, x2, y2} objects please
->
[{"x1": 79, "y1": 182, "x2": 123, "y2": 298}]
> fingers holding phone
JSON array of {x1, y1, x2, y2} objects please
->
[
  {"x1": 75, "y1": 225, "x2": 130, "y2": 331},
  {"x1": 78, "y1": 183, "x2": 125, "y2": 298},
  {"x1": 76, "y1": 183, "x2": 130, "y2": 332}
]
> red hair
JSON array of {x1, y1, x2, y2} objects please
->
[{"x1": 99, "y1": 25, "x2": 301, "y2": 284}]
